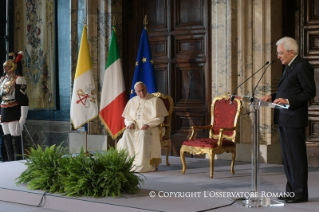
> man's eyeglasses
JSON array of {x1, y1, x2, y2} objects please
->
[{"x1": 276, "y1": 50, "x2": 292, "y2": 56}]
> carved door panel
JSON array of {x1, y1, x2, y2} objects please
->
[
  {"x1": 124, "y1": 0, "x2": 211, "y2": 156},
  {"x1": 299, "y1": 0, "x2": 319, "y2": 142},
  {"x1": 170, "y1": 0, "x2": 211, "y2": 156}
]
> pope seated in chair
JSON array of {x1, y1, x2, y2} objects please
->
[{"x1": 117, "y1": 82, "x2": 168, "y2": 172}]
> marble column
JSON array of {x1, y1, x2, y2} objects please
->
[{"x1": 211, "y1": 0, "x2": 283, "y2": 163}]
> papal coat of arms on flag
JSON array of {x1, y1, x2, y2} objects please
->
[{"x1": 70, "y1": 25, "x2": 98, "y2": 129}]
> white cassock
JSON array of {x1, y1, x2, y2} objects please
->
[{"x1": 117, "y1": 93, "x2": 168, "y2": 172}]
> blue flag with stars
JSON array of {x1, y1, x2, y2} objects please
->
[{"x1": 130, "y1": 27, "x2": 157, "y2": 98}]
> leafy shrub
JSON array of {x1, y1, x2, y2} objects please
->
[
  {"x1": 16, "y1": 145, "x2": 144, "y2": 198},
  {"x1": 16, "y1": 144, "x2": 68, "y2": 193}
]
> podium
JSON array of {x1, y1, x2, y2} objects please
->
[{"x1": 236, "y1": 96, "x2": 285, "y2": 207}]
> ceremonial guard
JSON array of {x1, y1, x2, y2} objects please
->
[{"x1": 0, "y1": 51, "x2": 29, "y2": 161}]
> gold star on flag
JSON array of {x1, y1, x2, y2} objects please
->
[
  {"x1": 135, "y1": 61, "x2": 138, "y2": 66},
  {"x1": 131, "y1": 89, "x2": 133, "y2": 94},
  {"x1": 142, "y1": 57, "x2": 147, "y2": 63},
  {"x1": 150, "y1": 59, "x2": 153, "y2": 64}
]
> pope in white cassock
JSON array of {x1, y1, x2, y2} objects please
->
[{"x1": 117, "y1": 81, "x2": 168, "y2": 172}]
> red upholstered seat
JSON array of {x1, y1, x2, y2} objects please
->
[
  {"x1": 180, "y1": 93, "x2": 242, "y2": 178},
  {"x1": 162, "y1": 135, "x2": 169, "y2": 141},
  {"x1": 160, "y1": 97, "x2": 171, "y2": 125},
  {"x1": 183, "y1": 138, "x2": 235, "y2": 148}
]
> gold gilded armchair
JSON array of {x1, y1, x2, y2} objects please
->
[
  {"x1": 180, "y1": 93, "x2": 242, "y2": 178},
  {"x1": 152, "y1": 92, "x2": 174, "y2": 170}
]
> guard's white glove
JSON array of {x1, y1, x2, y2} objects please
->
[{"x1": 19, "y1": 106, "x2": 29, "y2": 132}]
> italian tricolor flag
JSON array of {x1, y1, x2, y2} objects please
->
[{"x1": 99, "y1": 28, "x2": 127, "y2": 139}]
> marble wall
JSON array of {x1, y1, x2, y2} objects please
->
[{"x1": 211, "y1": 0, "x2": 283, "y2": 163}]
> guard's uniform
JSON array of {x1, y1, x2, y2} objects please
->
[
  {"x1": 0, "y1": 75, "x2": 29, "y2": 122},
  {"x1": 0, "y1": 51, "x2": 29, "y2": 161}
]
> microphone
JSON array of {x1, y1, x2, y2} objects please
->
[
  {"x1": 251, "y1": 60, "x2": 275, "y2": 102},
  {"x1": 230, "y1": 61, "x2": 270, "y2": 104}
]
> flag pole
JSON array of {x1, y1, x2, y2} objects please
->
[
  {"x1": 143, "y1": 15, "x2": 148, "y2": 29},
  {"x1": 84, "y1": 123, "x2": 88, "y2": 154},
  {"x1": 84, "y1": 0, "x2": 88, "y2": 155},
  {"x1": 84, "y1": 0, "x2": 88, "y2": 25},
  {"x1": 84, "y1": 0, "x2": 89, "y2": 155},
  {"x1": 84, "y1": 0, "x2": 88, "y2": 154},
  {"x1": 112, "y1": 16, "x2": 116, "y2": 33},
  {"x1": 112, "y1": 16, "x2": 117, "y2": 150}
]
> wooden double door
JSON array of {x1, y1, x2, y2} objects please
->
[
  {"x1": 123, "y1": 0, "x2": 211, "y2": 156},
  {"x1": 296, "y1": 0, "x2": 319, "y2": 142}
]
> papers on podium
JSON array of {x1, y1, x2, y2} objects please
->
[
  {"x1": 237, "y1": 95, "x2": 288, "y2": 109},
  {"x1": 271, "y1": 103, "x2": 289, "y2": 109}
]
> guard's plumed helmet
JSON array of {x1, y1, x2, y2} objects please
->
[{"x1": 3, "y1": 51, "x2": 23, "y2": 72}]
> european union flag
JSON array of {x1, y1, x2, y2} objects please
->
[{"x1": 130, "y1": 27, "x2": 157, "y2": 98}]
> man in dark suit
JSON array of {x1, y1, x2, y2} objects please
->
[{"x1": 262, "y1": 37, "x2": 316, "y2": 203}]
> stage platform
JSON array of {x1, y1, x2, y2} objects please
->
[{"x1": 0, "y1": 156, "x2": 319, "y2": 212}]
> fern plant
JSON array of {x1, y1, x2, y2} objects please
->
[
  {"x1": 16, "y1": 145, "x2": 144, "y2": 198},
  {"x1": 61, "y1": 147, "x2": 144, "y2": 197},
  {"x1": 61, "y1": 148, "x2": 100, "y2": 197},
  {"x1": 16, "y1": 144, "x2": 69, "y2": 193},
  {"x1": 94, "y1": 147, "x2": 144, "y2": 197}
]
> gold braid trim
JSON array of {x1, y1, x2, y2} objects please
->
[
  {"x1": 71, "y1": 114, "x2": 98, "y2": 130},
  {"x1": 1, "y1": 101, "x2": 19, "y2": 108},
  {"x1": 99, "y1": 114, "x2": 125, "y2": 140}
]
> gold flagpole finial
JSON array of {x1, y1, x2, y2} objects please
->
[
  {"x1": 112, "y1": 16, "x2": 117, "y2": 33},
  {"x1": 143, "y1": 15, "x2": 148, "y2": 30}
]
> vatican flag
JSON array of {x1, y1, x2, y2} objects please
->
[{"x1": 70, "y1": 25, "x2": 98, "y2": 129}]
